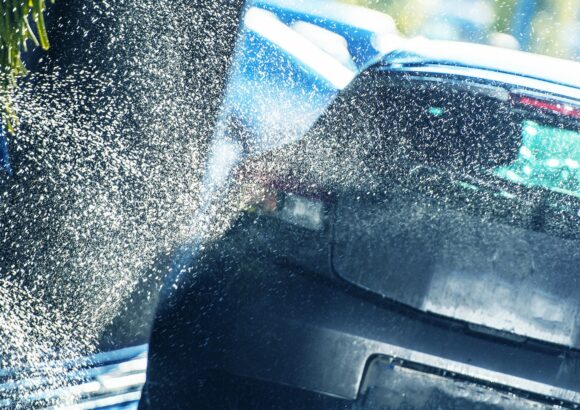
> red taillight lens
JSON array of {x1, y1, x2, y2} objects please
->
[{"x1": 511, "y1": 94, "x2": 580, "y2": 119}]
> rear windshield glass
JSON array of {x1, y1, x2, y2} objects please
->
[
  {"x1": 495, "y1": 120, "x2": 580, "y2": 198},
  {"x1": 323, "y1": 77, "x2": 580, "y2": 346},
  {"x1": 355, "y1": 80, "x2": 580, "y2": 232}
]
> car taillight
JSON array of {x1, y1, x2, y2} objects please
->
[
  {"x1": 238, "y1": 170, "x2": 334, "y2": 275},
  {"x1": 258, "y1": 189, "x2": 326, "y2": 231},
  {"x1": 511, "y1": 93, "x2": 580, "y2": 119},
  {"x1": 244, "y1": 170, "x2": 330, "y2": 231}
]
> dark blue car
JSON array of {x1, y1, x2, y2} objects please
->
[
  {"x1": 141, "y1": 39, "x2": 580, "y2": 409},
  {"x1": 3, "y1": 1, "x2": 579, "y2": 408}
]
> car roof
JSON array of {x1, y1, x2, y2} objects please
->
[{"x1": 375, "y1": 38, "x2": 580, "y2": 93}]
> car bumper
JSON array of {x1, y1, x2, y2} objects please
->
[
  {"x1": 220, "y1": 266, "x2": 580, "y2": 408},
  {"x1": 142, "y1": 224, "x2": 580, "y2": 408}
]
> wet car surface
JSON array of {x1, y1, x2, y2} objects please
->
[
  {"x1": 1, "y1": 1, "x2": 579, "y2": 409},
  {"x1": 141, "y1": 41, "x2": 580, "y2": 409}
]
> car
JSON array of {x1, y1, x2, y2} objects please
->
[{"x1": 140, "y1": 39, "x2": 580, "y2": 409}]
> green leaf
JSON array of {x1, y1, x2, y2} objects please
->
[{"x1": 1, "y1": 0, "x2": 54, "y2": 135}]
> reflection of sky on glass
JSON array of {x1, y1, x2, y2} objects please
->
[
  {"x1": 215, "y1": 0, "x2": 395, "y2": 156},
  {"x1": 495, "y1": 120, "x2": 580, "y2": 197}
]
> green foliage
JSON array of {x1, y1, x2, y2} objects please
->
[{"x1": 1, "y1": 0, "x2": 53, "y2": 134}]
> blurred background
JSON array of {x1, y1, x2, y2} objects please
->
[{"x1": 343, "y1": 0, "x2": 579, "y2": 60}]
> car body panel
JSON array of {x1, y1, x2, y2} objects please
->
[
  {"x1": 378, "y1": 38, "x2": 580, "y2": 90},
  {"x1": 202, "y1": 220, "x2": 580, "y2": 406}
]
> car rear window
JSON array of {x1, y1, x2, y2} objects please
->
[
  {"x1": 325, "y1": 75, "x2": 580, "y2": 347},
  {"x1": 495, "y1": 120, "x2": 580, "y2": 198}
]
